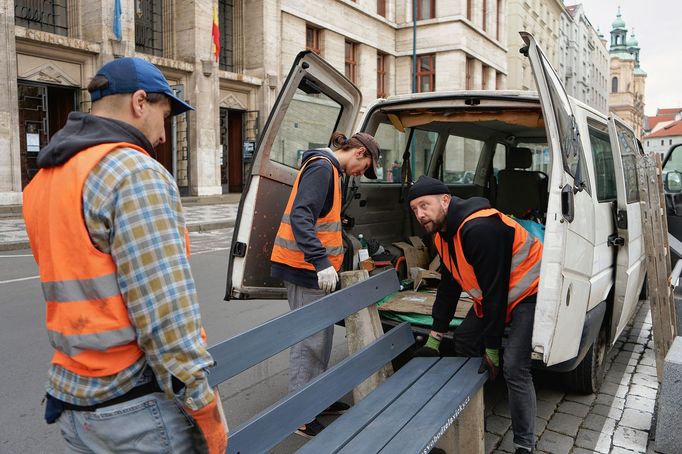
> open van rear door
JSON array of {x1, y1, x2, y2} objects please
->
[
  {"x1": 607, "y1": 118, "x2": 647, "y2": 343},
  {"x1": 521, "y1": 32, "x2": 590, "y2": 366},
  {"x1": 225, "y1": 51, "x2": 362, "y2": 299}
]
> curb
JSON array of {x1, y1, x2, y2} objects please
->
[
  {"x1": 0, "y1": 220, "x2": 236, "y2": 252},
  {"x1": 0, "y1": 241, "x2": 30, "y2": 252},
  {"x1": 186, "y1": 220, "x2": 235, "y2": 232}
]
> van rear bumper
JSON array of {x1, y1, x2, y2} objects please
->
[{"x1": 544, "y1": 301, "x2": 607, "y2": 372}]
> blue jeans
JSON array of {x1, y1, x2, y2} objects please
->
[
  {"x1": 57, "y1": 392, "x2": 195, "y2": 453},
  {"x1": 454, "y1": 300, "x2": 536, "y2": 452}
]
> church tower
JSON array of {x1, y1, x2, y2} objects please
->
[{"x1": 608, "y1": 8, "x2": 646, "y2": 138}]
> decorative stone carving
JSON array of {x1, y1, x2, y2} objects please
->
[
  {"x1": 19, "y1": 63, "x2": 78, "y2": 86},
  {"x1": 220, "y1": 94, "x2": 247, "y2": 110}
]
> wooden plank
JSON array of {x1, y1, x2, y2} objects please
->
[
  {"x1": 378, "y1": 358, "x2": 487, "y2": 454},
  {"x1": 451, "y1": 386, "x2": 485, "y2": 453},
  {"x1": 639, "y1": 154, "x2": 677, "y2": 381},
  {"x1": 296, "y1": 357, "x2": 440, "y2": 454},
  {"x1": 378, "y1": 292, "x2": 473, "y2": 318},
  {"x1": 337, "y1": 357, "x2": 468, "y2": 454},
  {"x1": 341, "y1": 270, "x2": 394, "y2": 402},
  {"x1": 207, "y1": 269, "x2": 400, "y2": 386},
  {"x1": 226, "y1": 322, "x2": 415, "y2": 454}
]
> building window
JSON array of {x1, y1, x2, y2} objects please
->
[
  {"x1": 482, "y1": 0, "x2": 487, "y2": 31},
  {"x1": 416, "y1": 54, "x2": 435, "y2": 92},
  {"x1": 219, "y1": 0, "x2": 234, "y2": 71},
  {"x1": 306, "y1": 26, "x2": 321, "y2": 55},
  {"x1": 496, "y1": 0, "x2": 502, "y2": 40},
  {"x1": 135, "y1": 0, "x2": 164, "y2": 56},
  {"x1": 416, "y1": 0, "x2": 435, "y2": 20},
  {"x1": 611, "y1": 76, "x2": 618, "y2": 93},
  {"x1": 345, "y1": 41, "x2": 357, "y2": 84},
  {"x1": 377, "y1": 53, "x2": 387, "y2": 98},
  {"x1": 377, "y1": 0, "x2": 386, "y2": 17},
  {"x1": 482, "y1": 64, "x2": 489, "y2": 90},
  {"x1": 466, "y1": 0, "x2": 472, "y2": 20},
  {"x1": 14, "y1": 0, "x2": 68, "y2": 36},
  {"x1": 466, "y1": 57, "x2": 474, "y2": 90}
]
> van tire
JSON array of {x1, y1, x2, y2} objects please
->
[{"x1": 563, "y1": 323, "x2": 608, "y2": 394}]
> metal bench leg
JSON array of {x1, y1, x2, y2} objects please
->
[{"x1": 439, "y1": 386, "x2": 484, "y2": 454}]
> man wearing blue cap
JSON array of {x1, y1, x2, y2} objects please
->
[{"x1": 23, "y1": 58, "x2": 227, "y2": 453}]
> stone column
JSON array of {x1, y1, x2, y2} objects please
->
[
  {"x1": 472, "y1": 58, "x2": 483, "y2": 90},
  {"x1": 485, "y1": 65, "x2": 496, "y2": 91},
  {"x1": 0, "y1": 0, "x2": 22, "y2": 204},
  {"x1": 176, "y1": 0, "x2": 221, "y2": 196},
  {"x1": 357, "y1": 44, "x2": 377, "y2": 104}
]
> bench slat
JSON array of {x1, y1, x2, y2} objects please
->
[
  {"x1": 295, "y1": 357, "x2": 440, "y2": 454},
  {"x1": 378, "y1": 358, "x2": 488, "y2": 454},
  {"x1": 226, "y1": 322, "x2": 415, "y2": 454},
  {"x1": 337, "y1": 357, "x2": 468, "y2": 454},
  {"x1": 208, "y1": 269, "x2": 399, "y2": 386}
]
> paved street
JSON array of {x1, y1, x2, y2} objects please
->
[{"x1": 0, "y1": 223, "x2": 664, "y2": 453}]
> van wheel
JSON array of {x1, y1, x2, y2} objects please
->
[{"x1": 563, "y1": 323, "x2": 608, "y2": 394}]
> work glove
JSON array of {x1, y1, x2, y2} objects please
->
[
  {"x1": 477, "y1": 348, "x2": 500, "y2": 381},
  {"x1": 186, "y1": 389, "x2": 228, "y2": 454},
  {"x1": 414, "y1": 335, "x2": 442, "y2": 357},
  {"x1": 317, "y1": 265, "x2": 339, "y2": 294}
]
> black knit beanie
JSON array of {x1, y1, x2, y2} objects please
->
[{"x1": 407, "y1": 176, "x2": 449, "y2": 203}]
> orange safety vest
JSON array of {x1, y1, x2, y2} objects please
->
[
  {"x1": 271, "y1": 156, "x2": 344, "y2": 271},
  {"x1": 23, "y1": 142, "x2": 188, "y2": 377},
  {"x1": 434, "y1": 208, "x2": 542, "y2": 324}
]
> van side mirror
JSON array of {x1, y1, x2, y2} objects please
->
[{"x1": 665, "y1": 171, "x2": 682, "y2": 193}]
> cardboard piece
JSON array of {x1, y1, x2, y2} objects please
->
[
  {"x1": 393, "y1": 236, "x2": 430, "y2": 271},
  {"x1": 379, "y1": 291, "x2": 473, "y2": 319}
]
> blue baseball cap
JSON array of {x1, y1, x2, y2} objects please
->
[{"x1": 89, "y1": 57, "x2": 194, "y2": 116}]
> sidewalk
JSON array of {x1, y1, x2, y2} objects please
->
[{"x1": 0, "y1": 195, "x2": 241, "y2": 251}]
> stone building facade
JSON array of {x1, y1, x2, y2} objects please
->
[
  {"x1": 505, "y1": 0, "x2": 563, "y2": 91},
  {"x1": 1, "y1": 0, "x2": 509, "y2": 206},
  {"x1": 608, "y1": 8, "x2": 646, "y2": 138},
  {"x1": 560, "y1": 3, "x2": 608, "y2": 113}
]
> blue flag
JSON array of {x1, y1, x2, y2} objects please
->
[{"x1": 113, "y1": 0, "x2": 122, "y2": 41}]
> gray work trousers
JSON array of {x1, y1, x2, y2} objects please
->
[{"x1": 285, "y1": 282, "x2": 334, "y2": 393}]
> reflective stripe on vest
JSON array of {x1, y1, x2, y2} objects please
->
[
  {"x1": 434, "y1": 208, "x2": 542, "y2": 323},
  {"x1": 270, "y1": 155, "x2": 344, "y2": 271},
  {"x1": 23, "y1": 142, "x2": 154, "y2": 377}
]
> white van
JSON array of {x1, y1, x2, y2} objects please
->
[{"x1": 225, "y1": 33, "x2": 646, "y2": 393}]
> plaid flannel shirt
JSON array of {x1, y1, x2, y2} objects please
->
[{"x1": 46, "y1": 147, "x2": 214, "y2": 411}]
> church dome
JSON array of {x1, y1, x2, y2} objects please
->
[
  {"x1": 612, "y1": 11, "x2": 626, "y2": 30},
  {"x1": 627, "y1": 32, "x2": 639, "y2": 48}
]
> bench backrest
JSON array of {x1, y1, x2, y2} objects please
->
[
  {"x1": 207, "y1": 268, "x2": 401, "y2": 387},
  {"x1": 207, "y1": 269, "x2": 409, "y2": 453}
]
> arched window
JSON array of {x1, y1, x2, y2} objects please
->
[{"x1": 611, "y1": 77, "x2": 619, "y2": 93}]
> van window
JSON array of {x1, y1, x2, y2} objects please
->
[
  {"x1": 372, "y1": 121, "x2": 409, "y2": 183},
  {"x1": 367, "y1": 123, "x2": 438, "y2": 183},
  {"x1": 587, "y1": 121, "x2": 617, "y2": 201},
  {"x1": 496, "y1": 142, "x2": 550, "y2": 175},
  {"x1": 270, "y1": 85, "x2": 343, "y2": 169},
  {"x1": 614, "y1": 121, "x2": 640, "y2": 203},
  {"x1": 442, "y1": 135, "x2": 484, "y2": 184}
]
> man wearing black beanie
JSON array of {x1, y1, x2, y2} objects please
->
[{"x1": 407, "y1": 175, "x2": 542, "y2": 454}]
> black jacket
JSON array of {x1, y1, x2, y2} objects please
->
[
  {"x1": 271, "y1": 149, "x2": 343, "y2": 288},
  {"x1": 432, "y1": 197, "x2": 516, "y2": 349}
]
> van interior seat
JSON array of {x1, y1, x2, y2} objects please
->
[{"x1": 496, "y1": 147, "x2": 548, "y2": 219}]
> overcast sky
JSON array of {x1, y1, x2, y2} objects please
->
[{"x1": 574, "y1": 0, "x2": 681, "y2": 117}]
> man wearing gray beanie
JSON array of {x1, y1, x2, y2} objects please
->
[{"x1": 407, "y1": 175, "x2": 542, "y2": 454}]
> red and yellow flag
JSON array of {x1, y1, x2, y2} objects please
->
[{"x1": 211, "y1": 1, "x2": 220, "y2": 62}]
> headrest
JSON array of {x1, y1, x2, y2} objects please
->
[{"x1": 506, "y1": 147, "x2": 532, "y2": 169}]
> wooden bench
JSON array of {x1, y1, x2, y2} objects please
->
[{"x1": 207, "y1": 269, "x2": 488, "y2": 454}]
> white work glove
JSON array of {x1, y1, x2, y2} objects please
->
[{"x1": 317, "y1": 265, "x2": 339, "y2": 294}]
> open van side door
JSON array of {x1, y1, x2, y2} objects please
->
[
  {"x1": 607, "y1": 118, "x2": 647, "y2": 343},
  {"x1": 521, "y1": 32, "x2": 590, "y2": 366},
  {"x1": 225, "y1": 51, "x2": 362, "y2": 299}
]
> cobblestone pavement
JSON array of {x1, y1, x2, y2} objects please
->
[{"x1": 486, "y1": 301, "x2": 658, "y2": 454}]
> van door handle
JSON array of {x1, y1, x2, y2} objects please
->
[{"x1": 607, "y1": 234, "x2": 625, "y2": 247}]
